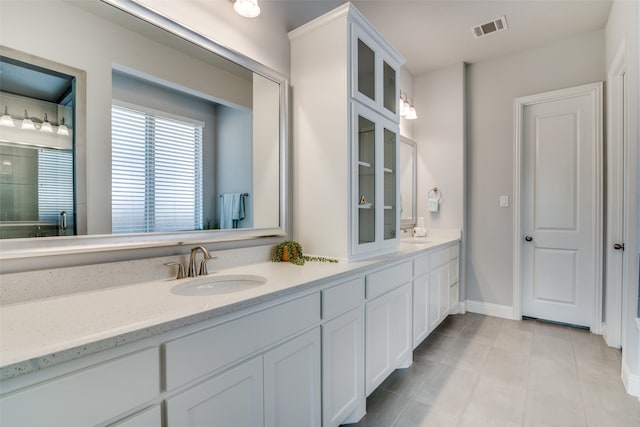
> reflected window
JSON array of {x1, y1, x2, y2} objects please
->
[{"x1": 111, "y1": 103, "x2": 203, "y2": 233}]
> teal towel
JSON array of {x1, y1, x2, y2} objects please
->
[{"x1": 220, "y1": 193, "x2": 246, "y2": 229}]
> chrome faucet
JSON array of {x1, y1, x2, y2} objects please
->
[
  {"x1": 187, "y1": 245, "x2": 217, "y2": 277},
  {"x1": 164, "y1": 245, "x2": 217, "y2": 279}
]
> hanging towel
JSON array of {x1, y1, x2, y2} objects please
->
[
  {"x1": 428, "y1": 197, "x2": 439, "y2": 213},
  {"x1": 220, "y1": 193, "x2": 246, "y2": 229}
]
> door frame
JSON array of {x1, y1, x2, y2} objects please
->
[
  {"x1": 512, "y1": 82, "x2": 603, "y2": 333},
  {"x1": 605, "y1": 39, "x2": 628, "y2": 349}
]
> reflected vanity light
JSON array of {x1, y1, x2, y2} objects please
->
[
  {"x1": 233, "y1": 0, "x2": 260, "y2": 18},
  {"x1": 399, "y1": 90, "x2": 417, "y2": 120},
  {"x1": 21, "y1": 110, "x2": 36, "y2": 130},
  {"x1": 57, "y1": 117, "x2": 69, "y2": 135},
  {"x1": 0, "y1": 106, "x2": 69, "y2": 136},
  {"x1": 0, "y1": 106, "x2": 14, "y2": 127},
  {"x1": 41, "y1": 113, "x2": 53, "y2": 133}
]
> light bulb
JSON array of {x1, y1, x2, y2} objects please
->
[
  {"x1": 21, "y1": 110, "x2": 35, "y2": 130},
  {"x1": 40, "y1": 113, "x2": 53, "y2": 133},
  {"x1": 0, "y1": 106, "x2": 14, "y2": 127}
]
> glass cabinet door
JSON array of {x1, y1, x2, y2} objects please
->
[
  {"x1": 383, "y1": 127, "x2": 397, "y2": 240},
  {"x1": 353, "y1": 27, "x2": 401, "y2": 121},
  {"x1": 357, "y1": 39, "x2": 375, "y2": 103},
  {"x1": 357, "y1": 114, "x2": 376, "y2": 244},
  {"x1": 382, "y1": 61, "x2": 396, "y2": 115}
]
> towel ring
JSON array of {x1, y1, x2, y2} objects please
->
[{"x1": 428, "y1": 187, "x2": 442, "y2": 201}]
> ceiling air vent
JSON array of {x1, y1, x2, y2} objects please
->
[{"x1": 472, "y1": 15, "x2": 508, "y2": 38}]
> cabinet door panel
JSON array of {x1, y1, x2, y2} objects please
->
[
  {"x1": 413, "y1": 274, "x2": 430, "y2": 348},
  {"x1": 111, "y1": 406, "x2": 161, "y2": 427},
  {"x1": 439, "y1": 265, "x2": 451, "y2": 320},
  {"x1": 264, "y1": 328, "x2": 321, "y2": 427},
  {"x1": 322, "y1": 307, "x2": 364, "y2": 427},
  {"x1": 166, "y1": 357, "x2": 263, "y2": 427},
  {"x1": 428, "y1": 267, "x2": 442, "y2": 331},
  {"x1": 365, "y1": 283, "x2": 412, "y2": 395}
]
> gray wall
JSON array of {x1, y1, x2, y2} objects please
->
[
  {"x1": 465, "y1": 30, "x2": 606, "y2": 306},
  {"x1": 414, "y1": 63, "x2": 465, "y2": 232}
]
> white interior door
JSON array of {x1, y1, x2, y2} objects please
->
[{"x1": 521, "y1": 85, "x2": 601, "y2": 327}]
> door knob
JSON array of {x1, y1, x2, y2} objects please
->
[
  {"x1": 525, "y1": 236, "x2": 533, "y2": 242},
  {"x1": 613, "y1": 243, "x2": 625, "y2": 251}
]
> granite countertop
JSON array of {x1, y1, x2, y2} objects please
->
[{"x1": 0, "y1": 237, "x2": 458, "y2": 380}]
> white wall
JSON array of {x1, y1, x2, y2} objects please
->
[
  {"x1": 605, "y1": 0, "x2": 640, "y2": 397},
  {"x1": 413, "y1": 63, "x2": 465, "y2": 233},
  {"x1": 466, "y1": 30, "x2": 605, "y2": 306}
]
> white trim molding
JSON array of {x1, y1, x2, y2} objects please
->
[
  {"x1": 512, "y1": 82, "x2": 604, "y2": 333},
  {"x1": 604, "y1": 38, "x2": 628, "y2": 349},
  {"x1": 466, "y1": 300, "x2": 514, "y2": 320}
]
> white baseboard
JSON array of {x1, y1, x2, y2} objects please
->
[
  {"x1": 466, "y1": 300, "x2": 514, "y2": 320},
  {"x1": 622, "y1": 358, "x2": 640, "y2": 398},
  {"x1": 449, "y1": 301, "x2": 466, "y2": 315}
]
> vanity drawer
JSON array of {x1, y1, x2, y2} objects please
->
[
  {"x1": 164, "y1": 293, "x2": 320, "y2": 390},
  {"x1": 429, "y1": 247, "x2": 451, "y2": 269},
  {"x1": 0, "y1": 348, "x2": 159, "y2": 427},
  {"x1": 413, "y1": 254, "x2": 429, "y2": 277},
  {"x1": 322, "y1": 276, "x2": 364, "y2": 319},
  {"x1": 366, "y1": 261, "x2": 412, "y2": 299}
]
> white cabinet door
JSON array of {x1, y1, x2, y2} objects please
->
[
  {"x1": 322, "y1": 307, "x2": 364, "y2": 427},
  {"x1": 412, "y1": 273, "x2": 430, "y2": 348},
  {"x1": 264, "y1": 328, "x2": 321, "y2": 427},
  {"x1": 166, "y1": 357, "x2": 264, "y2": 427},
  {"x1": 365, "y1": 282, "x2": 412, "y2": 395},
  {"x1": 439, "y1": 264, "x2": 451, "y2": 320},
  {"x1": 429, "y1": 263, "x2": 450, "y2": 331}
]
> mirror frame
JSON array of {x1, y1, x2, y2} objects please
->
[
  {"x1": 0, "y1": 0, "x2": 289, "y2": 272},
  {"x1": 399, "y1": 135, "x2": 417, "y2": 230}
]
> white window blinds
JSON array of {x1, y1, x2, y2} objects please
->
[
  {"x1": 111, "y1": 103, "x2": 203, "y2": 234},
  {"x1": 38, "y1": 149, "x2": 74, "y2": 227}
]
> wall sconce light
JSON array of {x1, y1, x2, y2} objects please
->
[
  {"x1": 399, "y1": 91, "x2": 417, "y2": 120},
  {"x1": 21, "y1": 110, "x2": 36, "y2": 130},
  {"x1": 0, "y1": 106, "x2": 15, "y2": 127},
  {"x1": 57, "y1": 117, "x2": 69, "y2": 136},
  {"x1": 233, "y1": 0, "x2": 260, "y2": 18},
  {"x1": 41, "y1": 113, "x2": 53, "y2": 133}
]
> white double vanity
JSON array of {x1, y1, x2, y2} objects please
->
[
  {"x1": 0, "y1": 2, "x2": 462, "y2": 426},
  {"x1": 0, "y1": 239, "x2": 460, "y2": 427}
]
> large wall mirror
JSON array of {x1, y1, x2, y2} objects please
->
[
  {"x1": 399, "y1": 136, "x2": 417, "y2": 229},
  {"x1": 0, "y1": 0, "x2": 288, "y2": 267}
]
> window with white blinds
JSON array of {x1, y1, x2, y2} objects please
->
[
  {"x1": 111, "y1": 103, "x2": 203, "y2": 234},
  {"x1": 38, "y1": 149, "x2": 74, "y2": 228}
]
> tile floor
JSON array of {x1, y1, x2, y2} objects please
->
[{"x1": 344, "y1": 313, "x2": 640, "y2": 427}]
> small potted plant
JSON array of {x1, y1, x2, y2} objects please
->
[{"x1": 272, "y1": 241, "x2": 338, "y2": 266}]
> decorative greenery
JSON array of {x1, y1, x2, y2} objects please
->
[{"x1": 272, "y1": 240, "x2": 338, "y2": 266}]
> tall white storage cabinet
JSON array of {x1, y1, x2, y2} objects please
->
[{"x1": 289, "y1": 3, "x2": 405, "y2": 261}]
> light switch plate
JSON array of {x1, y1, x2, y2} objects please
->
[{"x1": 499, "y1": 195, "x2": 509, "y2": 207}]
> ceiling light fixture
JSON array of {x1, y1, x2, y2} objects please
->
[{"x1": 233, "y1": 0, "x2": 260, "y2": 18}]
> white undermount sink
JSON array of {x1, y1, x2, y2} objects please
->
[{"x1": 171, "y1": 274, "x2": 267, "y2": 296}]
